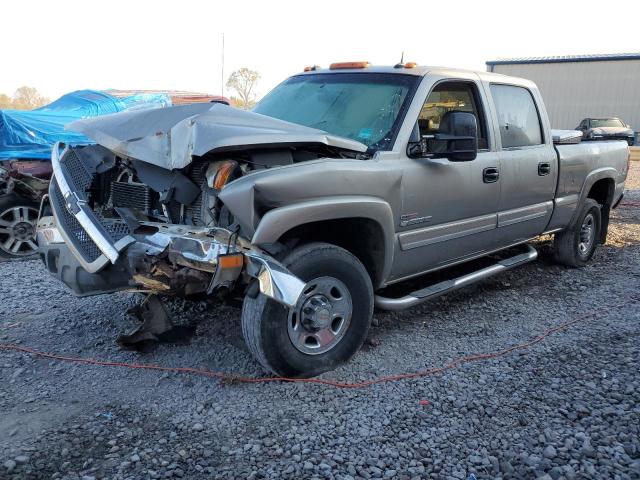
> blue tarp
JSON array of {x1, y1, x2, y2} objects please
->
[{"x1": 0, "y1": 89, "x2": 171, "y2": 160}]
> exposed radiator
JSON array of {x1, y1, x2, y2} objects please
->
[
  {"x1": 110, "y1": 181, "x2": 151, "y2": 213},
  {"x1": 185, "y1": 163, "x2": 206, "y2": 225}
]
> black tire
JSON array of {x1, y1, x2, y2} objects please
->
[
  {"x1": 553, "y1": 198, "x2": 601, "y2": 267},
  {"x1": 0, "y1": 193, "x2": 40, "y2": 258},
  {"x1": 241, "y1": 242, "x2": 374, "y2": 378}
]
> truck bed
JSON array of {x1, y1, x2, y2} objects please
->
[{"x1": 547, "y1": 139, "x2": 629, "y2": 231}]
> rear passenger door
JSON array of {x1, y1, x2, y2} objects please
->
[{"x1": 488, "y1": 84, "x2": 557, "y2": 244}]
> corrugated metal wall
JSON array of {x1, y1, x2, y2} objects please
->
[{"x1": 489, "y1": 60, "x2": 640, "y2": 131}]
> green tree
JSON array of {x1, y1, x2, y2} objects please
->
[{"x1": 226, "y1": 68, "x2": 260, "y2": 110}]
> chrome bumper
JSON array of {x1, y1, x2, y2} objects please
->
[{"x1": 38, "y1": 215, "x2": 305, "y2": 306}]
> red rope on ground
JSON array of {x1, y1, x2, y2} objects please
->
[
  {"x1": 620, "y1": 201, "x2": 640, "y2": 208},
  {"x1": 0, "y1": 296, "x2": 634, "y2": 389}
]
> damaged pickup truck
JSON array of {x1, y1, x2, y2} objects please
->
[{"x1": 36, "y1": 63, "x2": 629, "y2": 377}]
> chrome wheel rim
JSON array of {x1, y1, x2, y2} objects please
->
[
  {"x1": 0, "y1": 205, "x2": 39, "y2": 256},
  {"x1": 578, "y1": 212, "x2": 595, "y2": 257},
  {"x1": 287, "y1": 276, "x2": 353, "y2": 355}
]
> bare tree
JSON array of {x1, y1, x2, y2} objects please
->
[
  {"x1": 11, "y1": 86, "x2": 49, "y2": 110},
  {"x1": 0, "y1": 93, "x2": 12, "y2": 109},
  {"x1": 226, "y1": 68, "x2": 260, "y2": 109}
]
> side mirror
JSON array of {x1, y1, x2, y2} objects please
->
[{"x1": 407, "y1": 111, "x2": 478, "y2": 162}]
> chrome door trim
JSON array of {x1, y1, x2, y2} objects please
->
[
  {"x1": 554, "y1": 194, "x2": 579, "y2": 207},
  {"x1": 398, "y1": 213, "x2": 497, "y2": 251},
  {"x1": 497, "y1": 201, "x2": 553, "y2": 228}
]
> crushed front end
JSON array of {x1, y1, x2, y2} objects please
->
[{"x1": 37, "y1": 143, "x2": 304, "y2": 307}]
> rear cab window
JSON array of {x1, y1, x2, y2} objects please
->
[{"x1": 490, "y1": 84, "x2": 543, "y2": 148}]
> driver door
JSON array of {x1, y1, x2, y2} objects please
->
[{"x1": 391, "y1": 79, "x2": 501, "y2": 280}]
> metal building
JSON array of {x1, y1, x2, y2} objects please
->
[{"x1": 486, "y1": 53, "x2": 640, "y2": 133}]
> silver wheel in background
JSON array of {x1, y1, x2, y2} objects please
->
[
  {"x1": 288, "y1": 276, "x2": 353, "y2": 355},
  {"x1": 0, "y1": 204, "x2": 39, "y2": 257}
]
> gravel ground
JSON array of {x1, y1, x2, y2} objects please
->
[{"x1": 1, "y1": 163, "x2": 639, "y2": 480}]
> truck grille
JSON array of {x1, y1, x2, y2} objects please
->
[
  {"x1": 51, "y1": 148, "x2": 133, "y2": 265},
  {"x1": 62, "y1": 148, "x2": 93, "y2": 193},
  {"x1": 111, "y1": 181, "x2": 151, "y2": 212},
  {"x1": 51, "y1": 181, "x2": 102, "y2": 263}
]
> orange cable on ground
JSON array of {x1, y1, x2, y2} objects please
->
[
  {"x1": 0, "y1": 200, "x2": 637, "y2": 388},
  {"x1": 0, "y1": 296, "x2": 635, "y2": 389}
]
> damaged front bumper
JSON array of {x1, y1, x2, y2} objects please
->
[
  {"x1": 37, "y1": 215, "x2": 305, "y2": 306},
  {"x1": 37, "y1": 144, "x2": 305, "y2": 306}
]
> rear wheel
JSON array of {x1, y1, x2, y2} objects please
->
[
  {"x1": 553, "y1": 198, "x2": 601, "y2": 267},
  {"x1": 0, "y1": 193, "x2": 39, "y2": 258},
  {"x1": 241, "y1": 242, "x2": 374, "y2": 378}
]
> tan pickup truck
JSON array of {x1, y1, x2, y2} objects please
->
[{"x1": 36, "y1": 62, "x2": 629, "y2": 377}]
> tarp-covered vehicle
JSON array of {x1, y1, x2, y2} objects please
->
[{"x1": 0, "y1": 90, "x2": 208, "y2": 258}]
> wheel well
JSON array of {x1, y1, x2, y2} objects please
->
[
  {"x1": 586, "y1": 178, "x2": 614, "y2": 243},
  {"x1": 278, "y1": 218, "x2": 386, "y2": 287},
  {"x1": 587, "y1": 178, "x2": 614, "y2": 206}
]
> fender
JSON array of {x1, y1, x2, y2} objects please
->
[
  {"x1": 252, "y1": 195, "x2": 396, "y2": 287},
  {"x1": 570, "y1": 167, "x2": 616, "y2": 226}
]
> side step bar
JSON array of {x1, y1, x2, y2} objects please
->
[{"x1": 374, "y1": 245, "x2": 538, "y2": 311}]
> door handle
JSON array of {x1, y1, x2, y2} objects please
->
[
  {"x1": 538, "y1": 162, "x2": 551, "y2": 176},
  {"x1": 483, "y1": 167, "x2": 499, "y2": 183}
]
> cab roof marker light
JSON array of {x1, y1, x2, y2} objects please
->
[
  {"x1": 394, "y1": 62, "x2": 418, "y2": 69},
  {"x1": 303, "y1": 65, "x2": 320, "y2": 72},
  {"x1": 329, "y1": 61, "x2": 371, "y2": 70}
]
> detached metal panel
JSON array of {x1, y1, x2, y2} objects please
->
[{"x1": 486, "y1": 55, "x2": 640, "y2": 131}]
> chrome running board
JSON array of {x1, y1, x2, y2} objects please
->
[{"x1": 374, "y1": 244, "x2": 538, "y2": 311}]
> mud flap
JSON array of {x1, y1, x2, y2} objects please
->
[{"x1": 117, "y1": 295, "x2": 195, "y2": 351}]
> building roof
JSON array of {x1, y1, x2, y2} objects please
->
[{"x1": 486, "y1": 52, "x2": 640, "y2": 66}]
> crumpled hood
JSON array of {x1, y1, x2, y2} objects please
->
[
  {"x1": 67, "y1": 103, "x2": 367, "y2": 170},
  {"x1": 590, "y1": 126, "x2": 633, "y2": 136}
]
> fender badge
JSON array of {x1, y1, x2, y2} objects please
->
[{"x1": 400, "y1": 213, "x2": 432, "y2": 227}]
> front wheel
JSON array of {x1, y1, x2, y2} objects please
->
[
  {"x1": 0, "y1": 193, "x2": 40, "y2": 258},
  {"x1": 241, "y1": 242, "x2": 374, "y2": 378},
  {"x1": 553, "y1": 198, "x2": 601, "y2": 267}
]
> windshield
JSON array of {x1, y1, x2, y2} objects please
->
[
  {"x1": 591, "y1": 119, "x2": 624, "y2": 128},
  {"x1": 253, "y1": 73, "x2": 419, "y2": 151}
]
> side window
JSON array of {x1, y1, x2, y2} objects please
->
[
  {"x1": 419, "y1": 81, "x2": 489, "y2": 149},
  {"x1": 490, "y1": 84, "x2": 543, "y2": 148}
]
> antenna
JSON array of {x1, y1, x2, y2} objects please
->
[
  {"x1": 221, "y1": 33, "x2": 225, "y2": 98},
  {"x1": 400, "y1": 51, "x2": 404, "y2": 64}
]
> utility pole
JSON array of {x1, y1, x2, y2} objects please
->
[{"x1": 221, "y1": 33, "x2": 225, "y2": 98}]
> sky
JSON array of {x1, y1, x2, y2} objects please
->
[{"x1": 2, "y1": 0, "x2": 639, "y2": 102}]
